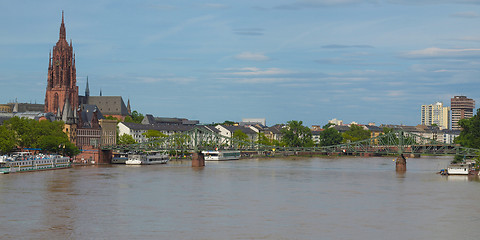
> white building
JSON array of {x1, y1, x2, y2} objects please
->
[
  {"x1": 117, "y1": 122, "x2": 196, "y2": 143},
  {"x1": 328, "y1": 118, "x2": 343, "y2": 126},
  {"x1": 215, "y1": 125, "x2": 258, "y2": 144},
  {"x1": 241, "y1": 118, "x2": 266, "y2": 126},
  {"x1": 421, "y1": 102, "x2": 450, "y2": 130}
]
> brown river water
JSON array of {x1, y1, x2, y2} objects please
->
[{"x1": 1, "y1": 156, "x2": 479, "y2": 239}]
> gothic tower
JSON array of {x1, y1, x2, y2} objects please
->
[{"x1": 44, "y1": 11, "x2": 79, "y2": 114}]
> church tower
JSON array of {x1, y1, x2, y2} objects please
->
[{"x1": 44, "y1": 11, "x2": 79, "y2": 114}]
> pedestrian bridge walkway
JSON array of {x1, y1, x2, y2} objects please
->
[{"x1": 102, "y1": 127, "x2": 478, "y2": 157}]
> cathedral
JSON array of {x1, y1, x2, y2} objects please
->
[
  {"x1": 44, "y1": 12, "x2": 78, "y2": 115},
  {"x1": 44, "y1": 12, "x2": 128, "y2": 163}
]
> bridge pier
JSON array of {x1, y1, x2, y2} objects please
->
[
  {"x1": 396, "y1": 154, "x2": 406, "y2": 171},
  {"x1": 192, "y1": 152, "x2": 205, "y2": 167}
]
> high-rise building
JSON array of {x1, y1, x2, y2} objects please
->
[
  {"x1": 451, "y1": 96, "x2": 475, "y2": 130},
  {"x1": 44, "y1": 11, "x2": 78, "y2": 114},
  {"x1": 421, "y1": 102, "x2": 450, "y2": 129}
]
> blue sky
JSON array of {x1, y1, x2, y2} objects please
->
[{"x1": 1, "y1": 0, "x2": 480, "y2": 126}]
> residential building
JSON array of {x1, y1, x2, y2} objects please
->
[
  {"x1": 142, "y1": 114, "x2": 199, "y2": 126},
  {"x1": 312, "y1": 131, "x2": 321, "y2": 145},
  {"x1": 328, "y1": 118, "x2": 343, "y2": 126},
  {"x1": 451, "y1": 96, "x2": 475, "y2": 130},
  {"x1": 99, "y1": 119, "x2": 117, "y2": 146},
  {"x1": 117, "y1": 122, "x2": 197, "y2": 143},
  {"x1": 421, "y1": 102, "x2": 450, "y2": 129},
  {"x1": 365, "y1": 125, "x2": 383, "y2": 139},
  {"x1": 215, "y1": 125, "x2": 258, "y2": 143},
  {"x1": 263, "y1": 124, "x2": 284, "y2": 143},
  {"x1": 240, "y1": 118, "x2": 266, "y2": 126}
]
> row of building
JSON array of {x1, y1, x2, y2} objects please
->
[
  {"x1": 115, "y1": 115, "x2": 462, "y2": 149},
  {"x1": 421, "y1": 96, "x2": 475, "y2": 130}
]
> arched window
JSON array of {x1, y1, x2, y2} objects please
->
[{"x1": 54, "y1": 93, "x2": 59, "y2": 112}]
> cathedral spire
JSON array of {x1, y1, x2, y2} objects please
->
[
  {"x1": 127, "y1": 99, "x2": 131, "y2": 115},
  {"x1": 48, "y1": 51, "x2": 52, "y2": 68},
  {"x1": 59, "y1": 11, "x2": 66, "y2": 40},
  {"x1": 85, "y1": 76, "x2": 90, "y2": 97}
]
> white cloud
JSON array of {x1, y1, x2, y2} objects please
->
[
  {"x1": 450, "y1": 11, "x2": 479, "y2": 18},
  {"x1": 403, "y1": 47, "x2": 480, "y2": 58},
  {"x1": 229, "y1": 67, "x2": 291, "y2": 76},
  {"x1": 234, "y1": 52, "x2": 270, "y2": 61},
  {"x1": 387, "y1": 90, "x2": 405, "y2": 97},
  {"x1": 235, "y1": 78, "x2": 291, "y2": 83}
]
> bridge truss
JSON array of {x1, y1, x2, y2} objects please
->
[{"x1": 102, "y1": 127, "x2": 478, "y2": 157}]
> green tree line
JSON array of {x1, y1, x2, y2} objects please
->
[{"x1": 0, "y1": 117, "x2": 79, "y2": 157}]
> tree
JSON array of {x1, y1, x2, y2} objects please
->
[
  {"x1": 0, "y1": 126, "x2": 16, "y2": 154},
  {"x1": 118, "y1": 134, "x2": 136, "y2": 145},
  {"x1": 232, "y1": 129, "x2": 250, "y2": 142},
  {"x1": 455, "y1": 109, "x2": 480, "y2": 149},
  {"x1": 142, "y1": 130, "x2": 167, "y2": 140},
  {"x1": 281, "y1": 120, "x2": 314, "y2": 147},
  {"x1": 342, "y1": 124, "x2": 371, "y2": 143},
  {"x1": 124, "y1": 110, "x2": 144, "y2": 124},
  {"x1": 256, "y1": 132, "x2": 272, "y2": 146},
  {"x1": 104, "y1": 115, "x2": 121, "y2": 122},
  {"x1": 319, "y1": 127, "x2": 343, "y2": 146},
  {"x1": 1, "y1": 117, "x2": 80, "y2": 156},
  {"x1": 223, "y1": 120, "x2": 236, "y2": 126}
]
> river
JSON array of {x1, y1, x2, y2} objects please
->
[{"x1": 1, "y1": 156, "x2": 479, "y2": 239}]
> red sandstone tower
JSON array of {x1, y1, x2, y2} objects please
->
[{"x1": 44, "y1": 12, "x2": 78, "y2": 114}]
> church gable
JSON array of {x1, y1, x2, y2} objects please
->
[{"x1": 87, "y1": 96, "x2": 129, "y2": 116}]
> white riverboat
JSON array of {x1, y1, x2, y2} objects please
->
[
  {"x1": 0, "y1": 152, "x2": 71, "y2": 174},
  {"x1": 125, "y1": 151, "x2": 169, "y2": 165},
  {"x1": 447, "y1": 162, "x2": 474, "y2": 175},
  {"x1": 202, "y1": 150, "x2": 241, "y2": 161}
]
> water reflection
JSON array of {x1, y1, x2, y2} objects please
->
[{"x1": 39, "y1": 170, "x2": 76, "y2": 239}]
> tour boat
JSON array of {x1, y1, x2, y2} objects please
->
[
  {"x1": 447, "y1": 162, "x2": 474, "y2": 175},
  {"x1": 202, "y1": 150, "x2": 241, "y2": 161},
  {"x1": 112, "y1": 152, "x2": 129, "y2": 164},
  {"x1": 0, "y1": 152, "x2": 71, "y2": 174},
  {"x1": 125, "y1": 151, "x2": 169, "y2": 165}
]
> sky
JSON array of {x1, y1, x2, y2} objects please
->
[{"x1": 1, "y1": 0, "x2": 480, "y2": 127}]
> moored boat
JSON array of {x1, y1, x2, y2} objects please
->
[
  {"x1": 125, "y1": 151, "x2": 169, "y2": 165},
  {"x1": 446, "y1": 161, "x2": 475, "y2": 175},
  {"x1": 202, "y1": 150, "x2": 241, "y2": 161},
  {"x1": 0, "y1": 152, "x2": 71, "y2": 174},
  {"x1": 112, "y1": 152, "x2": 128, "y2": 164}
]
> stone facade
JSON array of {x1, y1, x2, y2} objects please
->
[{"x1": 44, "y1": 12, "x2": 78, "y2": 115}]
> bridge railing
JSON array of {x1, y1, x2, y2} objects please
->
[{"x1": 102, "y1": 128, "x2": 479, "y2": 157}]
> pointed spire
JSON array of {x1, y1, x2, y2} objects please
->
[
  {"x1": 100, "y1": 89, "x2": 102, "y2": 96},
  {"x1": 56, "y1": 106, "x2": 62, "y2": 120},
  {"x1": 85, "y1": 76, "x2": 90, "y2": 97},
  {"x1": 59, "y1": 11, "x2": 66, "y2": 40},
  {"x1": 127, "y1": 99, "x2": 131, "y2": 115},
  {"x1": 62, "y1": 98, "x2": 74, "y2": 124},
  {"x1": 73, "y1": 107, "x2": 78, "y2": 124},
  {"x1": 48, "y1": 51, "x2": 52, "y2": 68},
  {"x1": 13, "y1": 102, "x2": 18, "y2": 113}
]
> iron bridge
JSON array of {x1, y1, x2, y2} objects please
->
[{"x1": 102, "y1": 127, "x2": 478, "y2": 157}]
